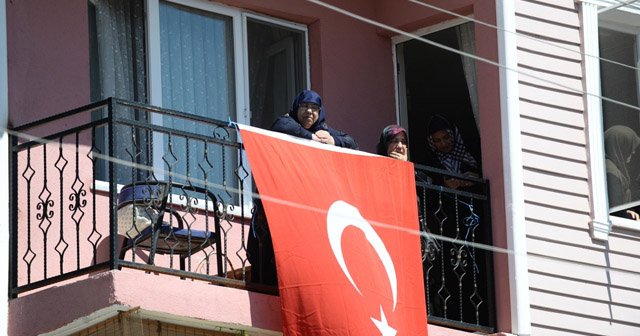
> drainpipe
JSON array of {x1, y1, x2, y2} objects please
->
[
  {"x1": 0, "y1": 0, "x2": 9, "y2": 333},
  {"x1": 496, "y1": 1, "x2": 532, "y2": 335}
]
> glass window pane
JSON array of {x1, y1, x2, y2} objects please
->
[
  {"x1": 599, "y1": 27, "x2": 640, "y2": 215},
  {"x1": 247, "y1": 18, "x2": 307, "y2": 130},
  {"x1": 160, "y1": 1, "x2": 235, "y2": 120}
]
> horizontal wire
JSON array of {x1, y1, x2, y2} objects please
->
[
  {"x1": 8, "y1": 126, "x2": 640, "y2": 280},
  {"x1": 5, "y1": 0, "x2": 640, "y2": 284},
  {"x1": 305, "y1": 0, "x2": 640, "y2": 114},
  {"x1": 407, "y1": 0, "x2": 640, "y2": 73}
]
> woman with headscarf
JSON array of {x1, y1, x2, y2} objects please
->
[
  {"x1": 605, "y1": 125, "x2": 640, "y2": 220},
  {"x1": 376, "y1": 123, "x2": 438, "y2": 302},
  {"x1": 376, "y1": 124, "x2": 409, "y2": 161},
  {"x1": 271, "y1": 89, "x2": 358, "y2": 149},
  {"x1": 426, "y1": 114, "x2": 480, "y2": 189},
  {"x1": 248, "y1": 90, "x2": 358, "y2": 286}
]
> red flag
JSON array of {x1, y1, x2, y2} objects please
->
[{"x1": 239, "y1": 125, "x2": 428, "y2": 335}]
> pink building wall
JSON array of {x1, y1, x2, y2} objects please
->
[
  {"x1": 6, "y1": 0, "x2": 89, "y2": 127},
  {"x1": 7, "y1": 0, "x2": 511, "y2": 334}
]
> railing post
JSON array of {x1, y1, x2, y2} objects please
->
[
  {"x1": 8, "y1": 134, "x2": 18, "y2": 298},
  {"x1": 108, "y1": 98, "x2": 119, "y2": 270}
]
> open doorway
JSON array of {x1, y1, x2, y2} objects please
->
[
  {"x1": 395, "y1": 22, "x2": 496, "y2": 330},
  {"x1": 396, "y1": 22, "x2": 482, "y2": 170}
]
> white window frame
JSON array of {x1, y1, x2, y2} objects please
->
[
  {"x1": 579, "y1": 0, "x2": 640, "y2": 240},
  {"x1": 93, "y1": 0, "x2": 310, "y2": 216}
]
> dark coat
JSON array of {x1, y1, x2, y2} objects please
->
[
  {"x1": 271, "y1": 114, "x2": 358, "y2": 149},
  {"x1": 270, "y1": 89, "x2": 358, "y2": 149}
]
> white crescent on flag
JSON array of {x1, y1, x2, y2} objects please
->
[{"x1": 327, "y1": 200, "x2": 398, "y2": 310}]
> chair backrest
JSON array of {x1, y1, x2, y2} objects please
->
[
  {"x1": 116, "y1": 181, "x2": 221, "y2": 237},
  {"x1": 116, "y1": 182, "x2": 169, "y2": 237},
  {"x1": 117, "y1": 182, "x2": 168, "y2": 209}
]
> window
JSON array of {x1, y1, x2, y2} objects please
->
[
  {"x1": 89, "y1": 0, "x2": 308, "y2": 202},
  {"x1": 582, "y1": 0, "x2": 640, "y2": 238},
  {"x1": 599, "y1": 24, "x2": 640, "y2": 218}
]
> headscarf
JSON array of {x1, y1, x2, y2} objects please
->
[
  {"x1": 426, "y1": 114, "x2": 477, "y2": 174},
  {"x1": 376, "y1": 124, "x2": 408, "y2": 156},
  {"x1": 288, "y1": 90, "x2": 327, "y2": 132},
  {"x1": 604, "y1": 125, "x2": 640, "y2": 206}
]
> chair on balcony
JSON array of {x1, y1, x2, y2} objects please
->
[{"x1": 116, "y1": 181, "x2": 221, "y2": 273}]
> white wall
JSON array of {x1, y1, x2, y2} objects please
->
[{"x1": 516, "y1": 0, "x2": 640, "y2": 334}]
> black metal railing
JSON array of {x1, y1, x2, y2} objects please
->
[
  {"x1": 9, "y1": 98, "x2": 496, "y2": 332},
  {"x1": 9, "y1": 98, "x2": 255, "y2": 297},
  {"x1": 415, "y1": 163, "x2": 496, "y2": 332}
]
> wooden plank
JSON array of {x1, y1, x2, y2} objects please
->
[
  {"x1": 526, "y1": 218, "x2": 592, "y2": 246},
  {"x1": 523, "y1": 168, "x2": 589, "y2": 194},
  {"x1": 516, "y1": 0, "x2": 580, "y2": 27},
  {"x1": 516, "y1": 16, "x2": 581, "y2": 44},
  {"x1": 522, "y1": 152, "x2": 588, "y2": 179},
  {"x1": 521, "y1": 117, "x2": 586, "y2": 144},
  {"x1": 528, "y1": 251, "x2": 608, "y2": 285},
  {"x1": 517, "y1": 63, "x2": 583, "y2": 93},
  {"x1": 522, "y1": 134, "x2": 587, "y2": 161},
  {"x1": 531, "y1": 306, "x2": 640, "y2": 335},
  {"x1": 524, "y1": 202, "x2": 591, "y2": 229},
  {"x1": 608, "y1": 232, "x2": 640, "y2": 256},
  {"x1": 519, "y1": 84, "x2": 585, "y2": 111},
  {"x1": 519, "y1": 0, "x2": 578, "y2": 11},
  {"x1": 517, "y1": 49, "x2": 582, "y2": 78},
  {"x1": 516, "y1": 34, "x2": 582, "y2": 61},
  {"x1": 519, "y1": 100, "x2": 585, "y2": 127},
  {"x1": 524, "y1": 185, "x2": 590, "y2": 213}
]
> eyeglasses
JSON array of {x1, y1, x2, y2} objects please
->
[{"x1": 299, "y1": 103, "x2": 320, "y2": 112}]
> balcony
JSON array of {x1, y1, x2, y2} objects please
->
[{"x1": 9, "y1": 99, "x2": 495, "y2": 334}]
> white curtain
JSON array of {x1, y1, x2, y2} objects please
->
[
  {"x1": 159, "y1": 2, "x2": 237, "y2": 199},
  {"x1": 94, "y1": 0, "x2": 147, "y2": 104},
  {"x1": 159, "y1": 2, "x2": 234, "y2": 122},
  {"x1": 93, "y1": 0, "x2": 148, "y2": 183},
  {"x1": 456, "y1": 22, "x2": 479, "y2": 131}
]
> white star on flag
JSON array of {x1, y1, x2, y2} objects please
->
[{"x1": 371, "y1": 306, "x2": 397, "y2": 336}]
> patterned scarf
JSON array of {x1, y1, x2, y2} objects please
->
[{"x1": 427, "y1": 117, "x2": 477, "y2": 174}]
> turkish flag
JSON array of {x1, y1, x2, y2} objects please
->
[{"x1": 239, "y1": 125, "x2": 428, "y2": 335}]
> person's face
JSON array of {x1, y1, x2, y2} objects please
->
[
  {"x1": 296, "y1": 102, "x2": 320, "y2": 129},
  {"x1": 387, "y1": 133, "x2": 408, "y2": 157},
  {"x1": 431, "y1": 129, "x2": 454, "y2": 153}
]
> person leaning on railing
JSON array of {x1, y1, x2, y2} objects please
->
[
  {"x1": 247, "y1": 89, "x2": 359, "y2": 286},
  {"x1": 425, "y1": 114, "x2": 480, "y2": 191},
  {"x1": 270, "y1": 89, "x2": 359, "y2": 149},
  {"x1": 376, "y1": 124, "x2": 443, "y2": 314}
]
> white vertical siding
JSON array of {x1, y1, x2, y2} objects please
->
[{"x1": 514, "y1": 0, "x2": 640, "y2": 334}]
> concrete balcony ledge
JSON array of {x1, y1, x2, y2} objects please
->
[
  {"x1": 9, "y1": 268, "x2": 500, "y2": 335},
  {"x1": 9, "y1": 269, "x2": 282, "y2": 336}
]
